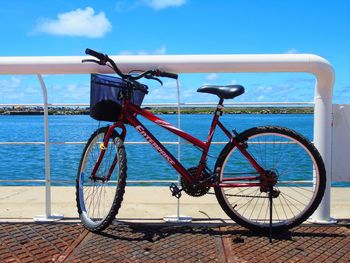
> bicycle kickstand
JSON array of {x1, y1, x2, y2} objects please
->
[{"x1": 268, "y1": 185, "x2": 273, "y2": 244}]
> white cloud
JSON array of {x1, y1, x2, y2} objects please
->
[
  {"x1": 256, "y1": 86, "x2": 272, "y2": 92},
  {"x1": 142, "y1": 79, "x2": 181, "y2": 103},
  {"x1": 43, "y1": 81, "x2": 90, "y2": 103},
  {"x1": 0, "y1": 76, "x2": 46, "y2": 104},
  {"x1": 0, "y1": 77, "x2": 21, "y2": 89},
  {"x1": 115, "y1": 0, "x2": 186, "y2": 11},
  {"x1": 119, "y1": 45, "x2": 167, "y2": 55},
  {"x1": 181, "y1": 88, "x2": 197, "y2": 99},
  {"x1": 286, "y1": 48, "x2": 299, "y2": 54},
  {"x1": 154, "y1": 46, "x2": 167, "y2": 55},
  {"x1": 230, "y1": 79, "x2": 237, "y2": 85},
  {"x1": 245, "y1": 77, "x2": 315, "y2": 102},
  {"x1": 205, "y1": 73, "x2": 219, "y2": 81},
  {"x1": 256, "y1": 95, "x2": 265, "y2": 101},
  {"x1": 0, "y1": 77, "x2": 22, "y2": 100},
  {"x1": 143, "y1": 0, "x2": 187, "y2": 10},
  {"x1": 144, "y1": 87, "x2": 177, "y2": 103},
  {"x1": 35, "y1": 7, "x2": 111, "y2": 38}
]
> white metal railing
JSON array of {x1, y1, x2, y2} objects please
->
[
  {"x1": 0, "y1": 54, "x2": 335, "y2": 223},
  {"x1": 0, "y1": 100, "x2": 316, "y2": 223}
]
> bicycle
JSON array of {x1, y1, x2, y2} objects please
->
[{"x1": 76, "y1": 48, "x2": 326, "y2": 234}]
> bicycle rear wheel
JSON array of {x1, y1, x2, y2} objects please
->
[
  {"x1": 214, "y1": 126, "x2": 326, "y2": 232},
  {"x1": 76, "y1": 127, "x2": 127, "y2": 232}
]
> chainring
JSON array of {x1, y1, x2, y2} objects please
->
[{"x1": 181, "y1": 167, "x2": 211, "y2": 197}]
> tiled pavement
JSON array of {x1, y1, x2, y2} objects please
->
[{"x1": 0, "y1": 222, "x2": 350, "y2": 262}]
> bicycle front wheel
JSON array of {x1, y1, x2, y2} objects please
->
[
  {"x1": 76, "y1": 127, "x2": 127, "y2": 232},
  {"x1": 214, "y1": 126, "x2": 326, "y2": 232}
]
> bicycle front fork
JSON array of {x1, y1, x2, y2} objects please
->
[{"x1": 90, "y1": 124, "x2": 126, "y2": 181}]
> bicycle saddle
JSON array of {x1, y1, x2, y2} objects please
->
[{"x1": 197, "y1": 85, "x2": 245, "y2": 99}]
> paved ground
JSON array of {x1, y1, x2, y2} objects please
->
[
  {"x1": 1, "y1": 221, "x2": 350, "y2": 262},
  {"x1": 1, "y1": 186, "x2": 349, "y2": 262}
]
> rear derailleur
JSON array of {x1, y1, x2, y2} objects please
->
[{"x1": 260, "y1": 169, "x2": 280, "y2": 198}]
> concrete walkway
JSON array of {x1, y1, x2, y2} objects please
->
[{"x1": 0, "y1": 186, "x2": 349, "y2": 222}]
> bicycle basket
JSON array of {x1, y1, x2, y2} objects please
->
[{"x1": 90, "y1": 74, "x2": 148, "y2": 122}]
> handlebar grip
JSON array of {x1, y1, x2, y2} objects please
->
[
  {"x1": 159, "y1": 71, "x2": 178, "y2": 79},
  {"x1": 85, "y1": 48, "x2": 106, "y2": 61}
]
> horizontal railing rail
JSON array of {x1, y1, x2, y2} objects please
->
[
  {"x1": 1, "y1": 101, "x2": 315, "y2": 190},
  {"x1": 0, "y1": 101, "x2": 314, "y2": 185},
  {"x1": 0, "y1": 102, "x2": 315, "y2": 107}
]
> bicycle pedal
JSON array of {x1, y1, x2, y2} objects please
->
[{"x1": 169, "y1": 183, "x2": 182, "y2": 199}]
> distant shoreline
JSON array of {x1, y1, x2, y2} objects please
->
[{"x1": 0, "y1": 106, "x2": 314, "y2": 115}]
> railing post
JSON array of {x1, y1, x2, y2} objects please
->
[
  {"x1": 163, "y1": 79, "x2": 192, "y2": 223},
  {"x1": 309, "y1": 76, "x2": 337, "y2": 224},
  {"x1": 33, "y1": 74, "x2": 63, "y2": 222}
]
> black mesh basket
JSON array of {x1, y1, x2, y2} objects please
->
[{"x1": 90, "y1": 74, "x2": 148, "y2": 122}]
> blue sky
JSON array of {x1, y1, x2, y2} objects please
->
[{"x1": 0, "y1": 0, "x2": 349, "y2": 105}]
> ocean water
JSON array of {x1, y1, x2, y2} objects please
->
[{"x1": 0, "y1": 113, "x2": 316, "y2": 186}]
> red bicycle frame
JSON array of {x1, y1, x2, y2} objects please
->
[{"x1": 93, "y1": 99, "x2": 265, "y2": 188}]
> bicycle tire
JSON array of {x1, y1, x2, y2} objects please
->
[
  {"x1": 76, "y1": 127, "x2": 127, "y2": 232},
  {"x1": 214, "y1": 126, "x2": 326, "y2": 232}
]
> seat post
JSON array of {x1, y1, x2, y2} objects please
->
[{"x1": 216, "y1": 98, "x2": 224, "y2": 116}]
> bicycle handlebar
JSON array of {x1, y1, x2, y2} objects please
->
[
  {"x1": 156, "y1": 70, "x2": 178, "y2": 79},
  {"x1": 85, "y1": 48, "x2": 107, "y2": 62},
  {"x1": 83, "y1": 48, "x2": 178, "y2": 82}
]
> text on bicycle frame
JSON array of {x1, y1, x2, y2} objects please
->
[{"x1": 135, "y1": 125, "x2": 176, "y2": 165}]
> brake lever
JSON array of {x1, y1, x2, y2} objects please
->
[
  {"x1": 145, "y1": 74, "x2": 163, "y2": 85},
  {"x1": 82, "y1": 59, "x2": 105, "y2": 65}
]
